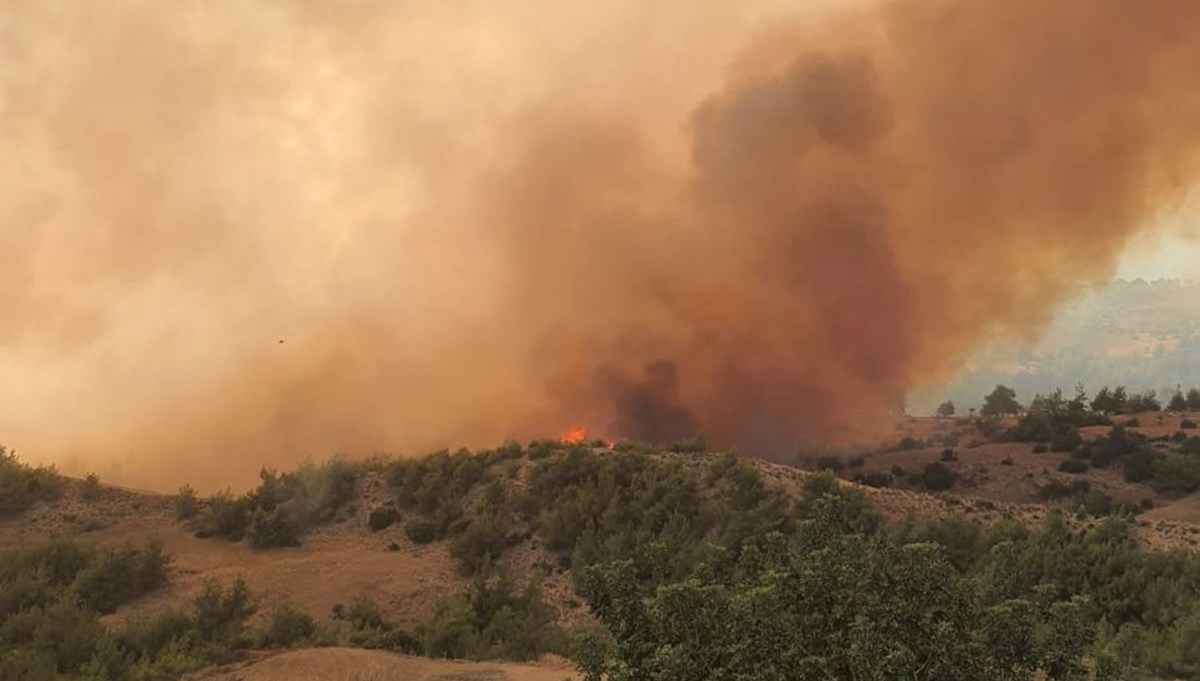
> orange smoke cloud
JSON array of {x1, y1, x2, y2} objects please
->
[{"x1": 2, "y1": 0, "x2": 1199, "y2": 490}]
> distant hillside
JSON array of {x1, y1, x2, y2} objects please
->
[{"x1": 914, "y1": 280, "x2": 1200, "y2": 413}]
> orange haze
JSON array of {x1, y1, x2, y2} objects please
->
[{"x1": 2, "y1": 0, "x2": 1199, "y2": 490}]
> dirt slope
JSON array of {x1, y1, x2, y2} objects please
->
[{"x1": 189, "y1": 648, "x2": 575, "y2": 681}]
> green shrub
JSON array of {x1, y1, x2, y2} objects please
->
[
  {"x1": 1123, "y1": 451, "x2": 1155, "y2": 483},
  {"x1": 247, "y1": 507, "x2": 302, "y2": 548},
  {"x1": 404, "y1": 518, "x2": 438, "y2": 545},
  {"x1": 940, "y1": 449, "x2": 958, "y2": 462},
  {"x1": 857, "y1": 471, "x2": 891, "y2": 488},
  {"x1": 1058, "y1": 459, "x2": 1089, "y2": 474},
  {"x1": 418, "y1": 577, "x2": 564, "y2": 661},
  {"x1": 71, "y1": 540, "x2": 171, "y2": 614},
  {"x1": 192, "y1": 577, "x2": 256, "y2": 646},
  {"x1": 344, "y1": 596, "x2": 420, "y2": 653},
  {"x1": 1032, "y1": 444, "x2": 1049, "y2": 454},
  {"x1": 195, "y1": 462, "x2": 360, "y2": 547},
  {"x1": 1150, "y1": 454, "x2": 1200, "y2": 495},
  {"x1": 1038, "y1": 478, "x2": 1090, "y2": 502},
  {"x1": 814, "y1": 455, "x2": 843, "y2": 472},
  {"x1": 368, "y1": 506, "x2": 400, "y2": 532},
  {"x1": 81, "y1": 473, "x2": 102, "y2": 501},
  {"x1": 196, "y1": 491, "x2": 249, "y2": 541},
  {"x1": 1181, "y1": 419, "x2": 1198, "y2": 430},
  {"x1": 922, "y1": 462, "x2": 957, "y2": 491},
  {"x1": 259, "y1": 603, "x2": 315, "y2": 648},
  {"x1": 1182, "y1": 437, "x2": 1200, "y2": 457},
  {"x1": 0, "y1": 447, "x2": 66, "y2": 517},
  {"x1": 668, "y1": 435, "x2": 706, "y2": 453},
  {"x1": 1050, "y1": 429, "x2": 1083, "y2": 453},
  {"x1": 175, "y1": 485, "x2": 199, "y2": 520},
  {"x1": 449, "y1": 517, "x2": 507, "y2": 574}
]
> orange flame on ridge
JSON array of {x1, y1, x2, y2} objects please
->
[{"x1": 559, "y1": 426, "x2": 588, "y2": 446}]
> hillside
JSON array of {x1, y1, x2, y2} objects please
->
[{"x1": 4, "y1": 423, "x2": 1200, "y2": 679}]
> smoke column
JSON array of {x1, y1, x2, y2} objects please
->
[{"x1": 2, "y1": 0, "x2": 1199, "y2": 489}]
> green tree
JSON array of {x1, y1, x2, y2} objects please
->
[
  {"x1": 1187, "y1": 388, "x2": 1200, "y2": 411},
  {"x1": 937, "y1": 400, "x2": 957, "y2": 419},
  {"x1": 982, "y1": 385, "x2": 1021, "y2": 418},
  {"x1": 1168, "y1": 388, "x2": 1188, "y2": 412}
]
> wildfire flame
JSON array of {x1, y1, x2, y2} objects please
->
[{"x1": 559, "y1": 426, "x2": 588, "y2": 446}]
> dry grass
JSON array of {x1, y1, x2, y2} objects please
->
[{"x1": 187, "y1": 648, "x2": 575, "y2": 681}]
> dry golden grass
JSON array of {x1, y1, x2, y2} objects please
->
[{"x1": 187, "y1": 648, "x2": 576, "y2": 681}]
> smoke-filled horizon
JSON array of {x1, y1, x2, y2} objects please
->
[{"x1": 3, "y1": 0, "x2": 1199, "y2": 491}]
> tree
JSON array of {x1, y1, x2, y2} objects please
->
[
  {"x1": 1111, "y1": 386, "x2": 1129, "y2": 413},
  {"x1": 936, "y1": 400, "x2": 956, "y2": 419},
  {"x1": 1168, "y1": 388, "x2": 1188, "y2": 412},
  {"x1": 1066, "y1": 384, "x2": 1088, "y2": 413},
  {"x1": 1187, "y1": 388, "x2": 1200, "y2": 411},
  {"x1": 981, "y1": 385, "x2": 1021, "y2": 418}
]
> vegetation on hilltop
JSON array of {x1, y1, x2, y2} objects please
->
[
  {"x1": 0, "y1": 446, "x2": 66, "y2": 517},
  {"x1": 4, "y1": 439, "x2": 1200, "y2": 678}
]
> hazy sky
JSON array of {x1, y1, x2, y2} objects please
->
[{"x1": 1118, "y1": 235, "x2": 1200, "y2": 281}]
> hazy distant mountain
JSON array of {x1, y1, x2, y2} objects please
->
[{"x1": 913, "y1": 279, "x2": 1200, "y2": 413}]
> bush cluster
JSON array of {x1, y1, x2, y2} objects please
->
[
  {"x1": 191, "y1": 460, "x2": 360, "y2": 548},
  {"x1": 0, "y1": 447, "x2": 67, "y2": 517}
]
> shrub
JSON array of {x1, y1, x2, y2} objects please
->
[
  {"x1": 1039, "y1": 478, "x2": 1090, "y2": 501},
  {"x1": 1182, "y1": 419, "x2": 1198, "y2": 430},
  {"x1": 71, "y1": 540, "x2": 171, "y2": 614},
  {"x1": 344, "y1": 596, "x2": 420, "y2": 653},
  {"x1": 81, "y1": 473, "x2": 102, "y2": 501},
  {"x1": 1184, "y1": 437, "x2": 1200, "y2": 457},
  {"x1": 1050, "y1": 428, "x2": 1083, "y2": 453},
  {"x1": 815, "y1": 455, "x2": 844, "y2": 472},
  {"x1": 418, "y1": 577, "x2": 564, "y2": 661},
  {"x1": 404, "y1": 518, "x2": 438, "y2": 545},
  {"x1": 368, "y1": 506, "x2": 400, "y2": 532},
  {"x1": 1123, "y1": 451, "x2": 1155, "y2": 483},
  {"x1": 448, "y1": 517, "x2": 507, "y2": 574},
  {"x1": 247, "y1": 507, "x2": 302, "y2": 549},
  {"x1": 668, "y1": 435, "x2": 706, "y2": 453},
  {"x1": 890, "y1": 465, "x2": 906, "y2": 478},
  {"x1": 897, "y1": 437, "x2": 926, "y2": 452},
  {"x1": 857, "y1": 471, "x2": 892, "y2": 488},
  {"x1": 259, "y1": 603, "x2": 315, "y2": 648},
  {"x1": 1086, "y1": 425, "x2": 1141, "y2": 469},
  {"x1": 922, "y1": 462, "x2": 957, "y2": 491},
  {"x1": 1124, "y1": 418, "x2": 1141, "y2": 428},
  {"x1": 1150, "y1": 454, "x2": 1200, "y2": 495},
  {"x1": 192, "y1": 577, "x2": 257, "y2": 646},
  {"x1": 1001, "y1": 457, "x2": 1014, "y2": 466},
  {"x1": 1058, "y1": 459, "x2": 1089, "y2": 474},
  {"x1": 197, "y1": 492, "x2": 249, "y2": 541},
  {"x1": 175, "y1": 485, "x2": 200, "y2": 520},
  {"x1": 1033, "y1": 444, "x2": 1049, "y2": 454},
  {"x1": 194, "y1": 462, "x2": 360, "y2": 547},
  {"x1": 941, "y1": 449, "x2": 958, "y2": 462},
  {"x1": 0, "y1": 447, "x2": 67, "y2": 517}
]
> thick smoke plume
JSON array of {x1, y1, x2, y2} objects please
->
[{"x1": 3, "y1": 0, "x2": 1200, "y2": 489}]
